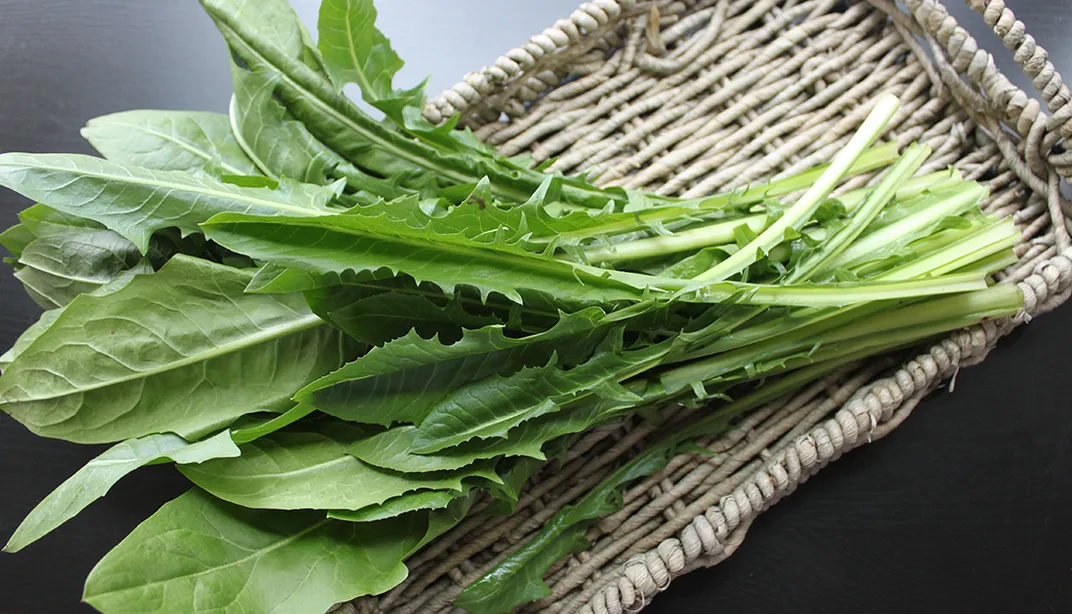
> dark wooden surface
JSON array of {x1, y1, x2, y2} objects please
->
[{"x1": 0, "y1": 2, "x2": 1070, "y2": 613}]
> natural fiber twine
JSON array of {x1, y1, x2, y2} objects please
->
[{"x1": 339, "y1": 1, "x2": 1072, "y2": 612}]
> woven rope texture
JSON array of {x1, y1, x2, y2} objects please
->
[{"x1": 336, "y1": 1, "x2": 1072, "y2": 612}]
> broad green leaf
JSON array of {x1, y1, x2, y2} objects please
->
[
  {"x1": 81, "y1": 109, "x2": 259, "y2": 176},
  {"x1": 15, "y1": 230, "x2": 152, "y2": 308},
  {"x1": 203, "y1": 0, "x2": 428, "y2": 179},
  {"x1": 200, "y1": 210, "x2": 666, "y2": 304},
  {"x1": 3, "y1": 431, "x2": 240, "y2": 553},
  {"x1": 83, "y1": 489, "x2": 422, "y2": 614},
  {"x1": 0, "y1": 152, "x2": 339, "y2": 253},
  {"x1": 181, "y1": 422, "x2": 499, "y2": 511},
  {"x1": 14, "y1": 266, "x2": 98, "y2": 310},
  {"x1": 459, "y1": 528, "x2": 590, "y2": 614},
  {"x1": 413, "y1": 334, "x2": 661, "y2": 453},
  {"x1": 0, "y1": 256, "x2": 352, "y2": 443},
  {"x1": 229, "y1": 60, "x2": 342, "y2": 184},
  {"x1": 295, "y1": 307, "x2": 608, "y2": 426},
  {"x1": 0, "y1": 268, "x2": 144, "y2": 372},
  {"x1": 18, "y1": 203, "x2": 106, "y2": 236},
  {"x1": 0, "y1": 223, "x2": 34, "y2": 259}
]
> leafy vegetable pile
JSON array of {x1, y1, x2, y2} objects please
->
[{"x1": 0, "y1": 1, "x2": 1022, "y2": 613}]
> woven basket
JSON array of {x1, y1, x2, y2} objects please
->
[{"x1": 341, "y1": 1, "x2": 1072, "y2": 612}]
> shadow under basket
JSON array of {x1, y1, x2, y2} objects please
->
[{"x1": 344, "y1": 0, "x2": 1072, "y2": 612}]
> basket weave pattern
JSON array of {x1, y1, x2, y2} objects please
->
[{"x1": 340, "y1": 1, "x2": 1072, "y2": 612}]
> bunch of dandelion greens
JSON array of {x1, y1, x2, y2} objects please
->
[{"x1": 0, "y1": 1, "x2": 1021, "y2": 613}]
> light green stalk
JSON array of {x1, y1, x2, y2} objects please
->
[{"x1": 694, "y1": 94, "x2": 900, "y2": 282}]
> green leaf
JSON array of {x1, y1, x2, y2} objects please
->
[
  {"x1": 203, "y1": 0, "x2": 602, "y2": 207},
  {"x1": 484, "y1": 456, "x2": 546, "y2": 515},
  {"x1": 3, "y1": 431, "x2": 240, "y2": 553},
  {"x1": 204, "y1": 0, "x2": 429, "y2": 177},
  {"x1": 295, "y1": 307, "x2": 608, "y2": 426},
  {"x1": 348, "y1": 425, "x2": 515, "y2": 473},
  {"x1": 312, "y1": 284, "x2": 502, "y2": 345},
  {"x1": 228, "y1": 59, "x2": 343, "y2": 184},
  {"x1": 413, "y1": 333, "x2": 661, "y2": 453},
  {"x1": 83, "y1": 489, "x2": 420, "y2": 614},
  {"x1": 200, "y1": 210, "x2": 667, "y2": 304},
  {"x1": 0, "y1": 152, "x2": 340, "y2": 253},
  {"x1": 317, "y1": 0, "x2": 424, "y2": 120},
  {"x1": 328, "y1": 485, "x2": 472, "y2": 523},
  {"x1": 0, "y1": 256, "x2": 352, "y2": 443},
  {"x1": 456, "y1": 447, "x2": 671, "y2": 614},
  {"x1": 18, "y1": 203, "x2": 106, "y2": 236},
  {"x1": 180, "y1": 422, "x2": 497, "y2": 510},
  {"x1": 81, "y1": 109, "x2": 260, "y2": 176},
  {"x1": 229, "y1": 403, "x2": 318, "y2": 445},
  {"x1": 0, "y1": 223, "x2": 35, "y2": 259},
  {"x1": 0, "y1": 269, "x2": 143, "y2": 372},
  {"x1": 15, "y1": 230, "x2": 152, "y2": 308}
]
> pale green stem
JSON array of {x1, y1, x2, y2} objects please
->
[
  {"x1": 828, "y1": 182, "x2": 988, "y2": 270},
  {"x1": 786, "y1": 143, "x2": 930, "y2": 283},
  {"x1": 694, "y1": 94, "x2": 901, "y2": 282}
]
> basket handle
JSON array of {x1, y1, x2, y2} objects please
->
[
  {"x1": 905, "y1": 0, "x2": 1072, "y2": 184},
  {"x1": 422, "y1": 0, "x2": 636, "y2": 126}
]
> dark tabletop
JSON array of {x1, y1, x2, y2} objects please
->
[{"x1": 1, "y1": 2, "x2": 1070, "y2": 613}]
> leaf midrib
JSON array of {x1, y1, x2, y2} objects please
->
[
  {"x1": 96, "y1": 119, "x2": 251, "y2": 176},
  {"x1": 4, "y1": 313, "x2": 324, "y2": 402},
  {"x1": 1, "y1": 158, "x2": 318, "y2": 218},
  {"x1": 213, "y1": 19, "x2": 474, "y2": 188},
  {"x1": 262, "y1": 215, "x2": 646, "y2": 297},
  {"x1": 83, "y1": 518, "x2": 328, "y2": 602}
]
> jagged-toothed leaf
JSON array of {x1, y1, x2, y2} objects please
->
[
  {"x1": 456, "y1": 447, "x2": 672, "y2": 614},
  {"x1": 0, "y1": 153, "x2": 340, "y2": 253},
  {"x1": 81, "y1": 109, "x2": 260, "y2": 176},
  {"x1": 295, "y1": 307, "x2": 608, "y2": 426},
  {"x1": 413, "y1": 334, "x2": 664, "y2": 453},
  {"x1": 200, "y1": 206, "x2": 925, "y2": 309},
  {"x1": 3, "y1": 431, "x2": 240, "y2": 553},
  {"x1": 349, "y1": 391, "x2": 636, "y2": 476},
  {"x1": 485, "y1": 456, "x2": 546, "y2": 515},
  {"x1": 317, "y1": 0, "x2": 424, "y2": 121},
  {"x1": 180, "y1": 422, "x2": 498, "y2": 510},
  {"x1": 82, "y1": 489, "x2": 426, "y2": 614},
  {"x1": 300, "y1": 276, "x2": 503, "y2": 345},
  {"x1": 14, "y1": 230, "x2": 152, "y2": 307},
  {"x1": 0, "y1": 256, "x2": 353, "y2": 443},
  {"x1": 328, "y1": 484, "x2": 473, "y2": 523},
  {"x1": 322, "y1": 286, "x2": 502, "y2": 346},
  {"x1": 200, "y1": 210, "x2": 667, "y2": 304},
  {"x1": 347, "y1": 424, "x2": 539, "y2": 474}
]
